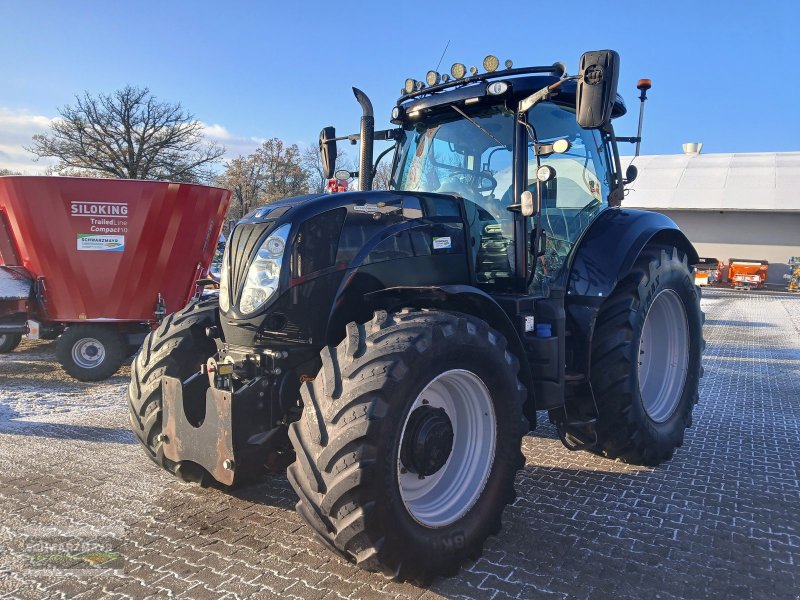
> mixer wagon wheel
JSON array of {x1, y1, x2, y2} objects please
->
[
  {"x1": 56, "y1": 325, "x2": 127, "y2": 382},
  {"x1": 0, "y1": 333, "x2": 22, "y2": 353}
]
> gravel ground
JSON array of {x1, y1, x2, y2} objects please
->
[{"x1": 0, "y1": 289, "x2": 798, "y2": 600}]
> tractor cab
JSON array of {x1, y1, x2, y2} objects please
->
[
  {"x1": 393, "y1": 75, "x2": 623, "y2": 295},
  {"x1": 322, "y1": 53, "x2": 633, "y2": 299}
]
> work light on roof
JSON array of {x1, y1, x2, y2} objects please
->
[
  {"x1": 451, "y1": 63, "x2": 466, "y2": 79},
  {"x1": 426, "y1": 70, "x2": 440, "y2": 86},
  {"x1": 404, "y1": 79, "x2": 416, "y2": 94},
  {"x1": 505, "y1": 59, "x2": 513, "y2": 69},
  {"x1": 469, "y1": 66, "x2": 478, "y2": 76},
  {"x1": 483, "y1": 55, "x2": 499, "y2": 72},
  {"x1": 487, "y1": 81, "x2": 508, "y2": 95}
]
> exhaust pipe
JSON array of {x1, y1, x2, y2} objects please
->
[{"x1": 353, "y1": 87, "x2": 374, "y2": 191}]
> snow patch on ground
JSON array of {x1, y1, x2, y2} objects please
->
[{"x1": 0, "y1": 339, "x2": 130, "y2": 427}]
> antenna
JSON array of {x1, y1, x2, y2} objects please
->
[{"x1": 434, "y1": 40, "x2": 450, "y2": 73}]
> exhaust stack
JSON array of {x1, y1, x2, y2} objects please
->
[{"x1": 353, "y1": 87, "x2": 374, "y2": 191}]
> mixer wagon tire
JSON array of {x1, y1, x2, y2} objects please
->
[
  {"x1": 127, "y1": 300, "x2": 217, "y2": 482},
  {"x1": 0, "y1": 333, "x2": 22, "y2": 353},
  {"x1": 56, "y1": 325, "x2": 127, "y2": 381},
  {"x1": 287, "y1": 309, "x2": 527, "y2": 582},
  {"x1": 565, "y1": 245, "x2": 704, "y2": 466}
]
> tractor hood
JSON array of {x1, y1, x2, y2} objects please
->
[
  {"x1": 238, "y1": 190, "x2": 405, "y2": 227},
  {"x1": 221, "y1": 189, "x2": 470, "y2": 349}
]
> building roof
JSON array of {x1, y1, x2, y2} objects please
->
[{"x1": 621, "y1": 152, "x2": 800, "y2": 212}]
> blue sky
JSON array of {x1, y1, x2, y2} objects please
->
[{"x1": 1, "y1": 0, "x2": 797, "y2": 172}]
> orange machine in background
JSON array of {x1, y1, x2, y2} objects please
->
[
  {"x1": 728, "y1": 259, "x2": 768, "y2": 290},
  {"x1": 694, "y1": 257, "x2": 723, "y2": 286},
  {"x1": 785, "y1": 257, "x2": 800, "y2": 292}
]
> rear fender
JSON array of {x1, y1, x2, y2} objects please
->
[
  {"x1": 565, "y1": 207, "x2": 698, "y2": 378},
  {"x1": 567, "y1": 207, "x2": 698, "y2": 300},
  {"x1": 363, "y1": 284, "x2": 536, "y2": 427}
]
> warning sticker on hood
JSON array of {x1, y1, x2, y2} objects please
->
[{"x1": 433, "y1": 236, "x2": 452, "y2": 250}]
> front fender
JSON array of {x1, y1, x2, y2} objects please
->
[{"x1": 567, "y1": 207, "x2": 698, "y2": 300}]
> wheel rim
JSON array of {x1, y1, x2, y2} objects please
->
[
  {"x1": 71, "y1": 337, "x2": 106, "y2": 369},
  {"x1": 397, "y1": 369, "x2": 496, "y2": 528},
  {"x1": 638, "y1": 288, "x2": 690, "y2": 423}
]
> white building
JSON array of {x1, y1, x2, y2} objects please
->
[{"x1": 622, "y1": 150, "x2": 800, "y2": 285}]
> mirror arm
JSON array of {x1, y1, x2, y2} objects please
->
[
  {"x1": 374, "y1": 128, "x2": 403, "y2": 142},
  {"x1": 517, "y1": 75, "x2": 580, "y2": 115},
  {"x1": 331, "y1": 133, "x2": 360, "y2": 145}
]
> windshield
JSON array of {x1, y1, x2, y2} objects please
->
[
  {"x1": 394, "y1": 104, "x2": 515, "y2": 207},
  {"x1": 394, "y1": 104, "x2": 518, "y2": 290}
]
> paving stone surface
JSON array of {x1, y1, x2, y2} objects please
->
[{"x1": 0, "y1": 289, "x2": 798, "y2": 599}]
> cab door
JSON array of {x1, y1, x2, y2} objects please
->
[{"x1": 525, "y1": 102, "x2": 614, "y2": 293}]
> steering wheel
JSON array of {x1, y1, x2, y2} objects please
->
[{"x1": 442, "y1": 168, "x2": 497, "y2": 194}]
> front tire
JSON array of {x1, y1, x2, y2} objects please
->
[
  {"x1": 288, "y1": 309, "x2": 527, "y2": 582},
  {"x1": 127, "y1": 300, "x2": 218, "y2": 480},
  {"x1": 56, "y1": 325, "x2": 126, "y2": 381},
  {"x1": 0, "y1": 333, "x2": 22, "y2": 353},
  {"x1": 588, "y1": 245, "x2": 704, "y2": 465}
]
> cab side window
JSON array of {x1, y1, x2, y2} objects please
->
[{"x1": 527, "y1": 102, "x2": 612, "y2": 291}]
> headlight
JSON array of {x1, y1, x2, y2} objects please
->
[
  {"x1": 239, "y1": 224, "x2": 290, "y2": 316},
  {"x1": 219, "y1": 244, "x2": 230, "y2": 312}
]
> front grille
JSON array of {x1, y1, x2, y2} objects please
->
[{"x1": 228, "y1": 222, "x2": 270, "y2": 301}]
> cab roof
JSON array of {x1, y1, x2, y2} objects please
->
[{"x1": 400, "y1": 75, "x2": 627, "y2": 121}]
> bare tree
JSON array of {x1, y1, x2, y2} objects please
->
[
  {"x1": 28, "y1": 86, "x2": 224, "y2": 182},
  {"x1": 301, "y1": 145, "x2": 354, "y2": 193},
  {"x1": 372, "y1": 160, "x2": 393, "y2": 191},
  {"x1": 217, "y1": 138, "x2": 310, "y2": 220},
  {"x1": 216, "y1": 154, "x2": 268, "y2": 220},
  {"x1": 0, "y1": 169, "x2": 22, "y2": 176},
  {"x1": 258, "y1": 138, "x2": 309, "y2": 202}
]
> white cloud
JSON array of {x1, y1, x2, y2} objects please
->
[
  {"x1": 0, "y1": 109, "x2": 264, "y2": 175},
  {"x1": 198, "y1": 122, "x2": 264, "y2": 161},
  {"x1": 0, "y1": 107, "x2": 57, "y2": 173}
]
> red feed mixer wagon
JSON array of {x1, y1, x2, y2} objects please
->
[{"x1": 0, "y1": 176, "x2": 230, "y2": 380}]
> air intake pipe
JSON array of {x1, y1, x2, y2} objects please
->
[{"x1": 353, "y1": 87, "x2": 374, "y2": 191}]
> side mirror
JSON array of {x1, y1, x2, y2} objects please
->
[
  {"x1": 625, "y1": 164, "x2": 638, "y2": 184},
  {"x1": 576, "y1": 50, "x2": 620, "y2": 129},
  {"x1": 319, "y1": 127, "x2": 337, "y2": 179}
]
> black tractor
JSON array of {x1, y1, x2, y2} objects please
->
[{"x1": 128, "y1": 50, "x2": 703, "y2": 581}]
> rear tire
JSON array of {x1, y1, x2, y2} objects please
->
[
  {"x1": 0, "y1": 333, "x2": 22, "y2": 353},
  {"x1": 587, "y1": 245, "x2": 703, "y2": 465},
  {"x1": 56, "y1": 325, "x2": 126, "y2": 381},
  {"x1": 288, "y1": 309, "x2": 527, "y2": 582},
  {"x1": 127, "y1": 300, "x2": 218, "y2": 481}
]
